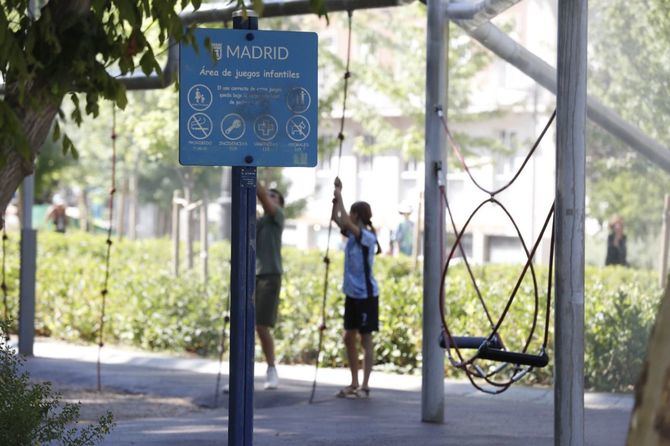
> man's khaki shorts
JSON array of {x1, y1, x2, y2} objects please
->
[{"x1": 255, "y1": 274, "x2": 282, "y2": 327}]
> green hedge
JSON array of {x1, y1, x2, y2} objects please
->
[{"x1": 0, "y1": 231, "x2": 662, "y2": 392}]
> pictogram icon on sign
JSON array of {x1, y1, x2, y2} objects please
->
[
  {"x1": 286, "y1": 115, "x2": 310, "y2": 142},
  {"x1": 221, "y1": 113, "x2": 246, "y2": 141},
  {"x1": 254, "y1": 115, "x2": 278, "y2": 141},
  {"x1": 188, "y1": 84, "x2": 213, "y2": 111},
  {"x1": 188, "y1": 113, "x2": 213, "y2": 140},
  {"x1": 286, "y1": 87, "x2": 311, "y2": 113}
]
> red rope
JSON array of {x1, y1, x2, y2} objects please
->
[
  {"x1": 437, "y1": 108, "x2": 556, "y2": 393},
  {"x1": 97, "y1": 105, "x2": 117, "y2": 392},
  {"x1": 310, "y1": 10, "x2": 354, "y2": 404},
  {"x1": 1, "y1": 219, "x2": 8, "y2": 340}
]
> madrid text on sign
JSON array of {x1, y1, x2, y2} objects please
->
[{"x1": 179, "y1": 29, "x2": 318, "y2": 167}]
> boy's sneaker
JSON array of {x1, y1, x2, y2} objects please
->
[{"x1": 264, "y1": 366, "x2": 279, "y2": 390}]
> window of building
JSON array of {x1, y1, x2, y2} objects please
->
[
  {"x1": 403, "y1": 158, "x2": 419, "y2": 172},
  {"x1": 358, "y1": 154, "x2": 373, "y2": 171}
]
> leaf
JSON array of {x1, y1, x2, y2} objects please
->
[
  {"x1": 52, "y1": 120, "x2": 60, "y2": 142},
  {"x1": 139, "y1": 51, "x2": 155, "y2": 76},
  {"x1": 115, "y1": 84, "x2": 128, "y2": 110}
]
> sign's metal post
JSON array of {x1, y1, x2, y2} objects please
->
[
  {"x1": 179, "y1": 11, "x2": 317, "y2": 445},
  {"x1": 228, "y1": 12, "x2": 258, "y2": 446},
  {"x1": 229, "y1": 165, "x2": 256, "y2": 445}
]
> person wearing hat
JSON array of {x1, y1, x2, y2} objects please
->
[{"x1": 394, "y1": 203, "x2": 414, "y2": 256}]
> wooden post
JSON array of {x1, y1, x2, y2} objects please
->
[
  {"x1": 172, "y1": 190, "x2": 181, "y2": 277},
  {"x1": 128, "y1": 171, "x2": 138, "y2": 240},
  {"x1": 422, "y1": 0, "x2": 447, "y2": 424},
  {"x1": 555, "y1": 0, "x2": 587, "y2": 444},
  {"x1": 78, "y1": 189, "x2": 89, "y2": 232},
  {"x1": 201, "y1": 193, "x2": 209, "y2": 284},
  {"x1": 659, "y1": 194, "x2": 670, "y2": 288},
  {"x1": 18, "y1": 175, "x2": 36, "y2": 356},
  {"x1": 185, "y1": 186, "x2": 194, "y2": 270},
  {"x1": 116, "y1": 177, "x2": 127, "y2": 239},
  {"x1": 414, "y1": 191, "x2": 424, "y2": 270}
]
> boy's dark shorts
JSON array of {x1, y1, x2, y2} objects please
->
[
  {"x1": 255, "y1": 274, "x2": 282, "y2": 327},
  {"x1": 343, "y1": 296, "x2": 379, "y2": 334}
]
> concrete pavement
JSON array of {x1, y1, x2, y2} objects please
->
[{"x1": 18, "y1": 339, "x2": 632, "y2": 445}]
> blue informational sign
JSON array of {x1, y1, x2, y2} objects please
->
[{"x1": 179, "y1": 28, "x2": 318, "y2": 167}]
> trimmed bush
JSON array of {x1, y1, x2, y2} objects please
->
[{"x1": 0, "y1": 231, "x2": 661, "y2": 392}]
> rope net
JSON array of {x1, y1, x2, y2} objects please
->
[{"x1": 436, "y1": 107, "x2": 556, "y2": 394}]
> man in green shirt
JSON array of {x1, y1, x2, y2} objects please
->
[{"x1": 255, "y1": 184, "x2": 285, "y2": 389}]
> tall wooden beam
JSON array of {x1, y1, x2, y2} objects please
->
[
  {"x1": 422, "y1": 0, "x2": 448, "y2": 424},
  {"x1": 555, "y1": 0, "x2": 587, "y2": 444}
]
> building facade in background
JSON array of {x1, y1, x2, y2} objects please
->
[{"x1": 284, "y1": 0, "x2": 558, "y2": 265}]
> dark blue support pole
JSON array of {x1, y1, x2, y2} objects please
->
[
  {"x1": 229, "y1": 12, "x2": 258, "y2": 446},
  {"x1": 229, "y1": 166, "x2": 256, "y2": 445}
]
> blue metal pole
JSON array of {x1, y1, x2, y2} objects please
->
[{"x1": 229, "y1": 12, "x2": 258, "y2": 446}]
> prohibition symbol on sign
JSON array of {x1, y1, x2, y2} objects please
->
[
  {"x1": 188, "y1": 84, "x2": 212, "y2": 111},
  {"x1": 286, "y1": 115, "x2": 310, "y2": 142},
  {"x1": 286, "y1": 87, "x2": 311, "y2": 114},
  {"x1": 188, "y1": 113, "x2": 213, "y2": 140}
]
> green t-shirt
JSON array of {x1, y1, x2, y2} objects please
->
[{"x1": 256, "y1": 207, "x2": 285, "y2": 275}]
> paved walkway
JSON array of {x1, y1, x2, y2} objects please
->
[{"x1": 18, "y1": 339, "x2": 632, "y2": 445}]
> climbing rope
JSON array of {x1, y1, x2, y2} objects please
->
[
  {"x1": 97, "y1": 105, "x2": 118, "y2": 392},
  {"x1": 1, "y1": 219, "x2": 9, "y2": 340},
  {"x1": 436, "y1": 107, "x2": 556, "y2": 394},
  {"x1": 309, "y1": 9, "x2": 354, "y2": 404}
]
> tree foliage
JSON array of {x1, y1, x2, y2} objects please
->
[
  {"x1": 587, "y1": 0, "x2": 670, "y2": 243},
  {"x1": 0, "y1": 0, "x2": 206, "y2": 164},
  {"x1": 331, "y1": 5, "x2": 491, "y2": 161}
]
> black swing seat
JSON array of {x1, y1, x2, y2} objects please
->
[
  {"x1": 438, "y1": 330, "x2": 548, "y2": 368},
  {"x1": 477, "y1": 344, "x2": 549, "y2": 368},
  {"x1": 438, "y1": 331, "x2": 503, "y2": 350}
]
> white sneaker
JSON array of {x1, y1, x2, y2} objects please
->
[
  {"x1": 222, "y1": 384, "x2": 229, "y2": 394},
  {"x1": 264, "y1": 366, "x2": 279, "y2": 390}
]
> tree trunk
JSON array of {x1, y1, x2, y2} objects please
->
[
  {"x1": 128, "y1": 171, "x2": 138, "y2": 240},
  {"x1": 78, "y1": 188, "x2": 89, "y2": 232},
  {"x1": 0, "y1": 102, "x2": 60, "y2": 229},
  {"x1": 627, "y1": 277, "x2": 670, "y2": 445},
  {"x1": 116, "y1": 177, "x2": 128, "y2": 239},
  {"x1": 0, "y1": 0, "x2": 92, "y2": 229}
]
